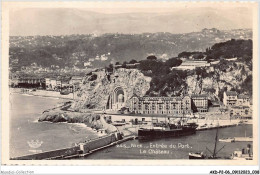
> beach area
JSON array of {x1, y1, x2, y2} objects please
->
[{"x1": 10, "y1": 88, "x2": 74, "y2": 100}]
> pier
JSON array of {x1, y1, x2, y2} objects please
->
[
  {"x1": 11, "y1": 132, "x2": 136, "y2": 160},
  {"x1": 233, "y1": 137, "x2": 253, "y2": 142},
  {"x1": 196, "y1": 123, "x2": 238, "y2": 131},
  {"x1": 63, "y1": 135, "x2": 137, "y2": 159}
]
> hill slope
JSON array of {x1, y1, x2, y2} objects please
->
[{"x1": 9, "y1": 29, "x2": 252, "y2": 71}]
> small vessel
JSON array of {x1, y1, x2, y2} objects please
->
[
  {"x1": 60, "y1": 89, "x2": 70, "y2": 95},
  {"x1": 189, "y1": 152, "x2": 206, "y2": 159},
  {"x1": 112, "y1": 121, "x2": 126, "y2": 126},
  {"x1": 219, "y1": 137, "x2": 235, "y2": 142},
  {"x1": 198, "y1": 123, "x2": 208, "y2": 130},
  {"x1": 138, "y1": 116, "x2": 198, "y2": 140}
]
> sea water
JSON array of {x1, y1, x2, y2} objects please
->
[
  {"x1": 84, "y1": 124, "x2": 253, "y2": 159},
  {"x1": 9, "y1": 93, "x2": 253, "y2": 159},
  {"x1": 9, "y1": 93, "x2": 98, "y2": 158}
]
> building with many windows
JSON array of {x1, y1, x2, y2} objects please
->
[
  {"x1": 129, "y1": 95, "x2": 192, "y2": 115},
  {"x1": 69, "y1": 76, "x2": 83, "y2": 85},
  {"x1": 173, "y1": 60, "x2": 210, "y2": 70},
  {"x1": 223, "y1": 91, "x2": 252, "y2": 118},
  {"x1": 223, "y1": 91, "x2": 250, "y2": 107},
  {"x1": 10, "y1": 77, "x2": 45, "y2": 88},
  {"x1": 230, "y1": 106, "x2": 252, "y2": 119},
  {"x1": 236, "y1": 94, "x2": 250, "y2": 106},
  {"x1": 223, "y1": 91, "x2": 238, "y2": 106},
  {"x1": 191, "y1": 94, "x2": 208, "y2": 112}
]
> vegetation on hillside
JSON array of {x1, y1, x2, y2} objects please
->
[
  {"x1": 111, "y1": 39, "x2": 253, "y2": 97},
  {"x1": 206, "y1": 39, "x2": 252, "y2": 61},
  {"x1": 9, "y1": 29, "x2": 252, "y2": 71},
  {"x1": 178, "y1": 39, "x2": 252, "y2": 69}
]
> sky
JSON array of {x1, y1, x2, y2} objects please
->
[{"x1": 9, "y1": 5, "x2": 253, "y2": 36}]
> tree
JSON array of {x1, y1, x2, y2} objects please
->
[
  {"x1": 195, "y1": 67, "x2": 207, "y2": 78},
  {"x1": 115, "y1": 62, "x2": 120, "y2": 65},
  {"x1": 205, "y1": 56, "x2": 213, "y2": 63},
  {"x1": 147, "y1": 55, "x2": 157, "y2": 60},
  {"x1": 106, "y1": 63, "x2": 114, "y2": 72},
  {"x1": 178, "y1": 51, "x2": 191, "y2": 58},
  {"x1": 109, "y1": 64, "x2": 113, "y2": 69},
  {"x1": 165, "y1": 58, "x2": 182, "y2": 67},
  {"x1": 241, "y1": 75, "x2": 252, "y2": 96},
  {"x1": 129, "y1": 59, "x2": 138, "y2": 64},
  {"x1": 194, "y1": 53, "x2": 204, "y2": 60},
  {"x1": 121, "y1": 61, "x2": 127, "y2": 68}
]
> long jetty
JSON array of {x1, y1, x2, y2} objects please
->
[
  {"x1": 11, "y1": 132, "x2": 136, "y2": 160},
  {"x1": 196, "y1": 123, "x2": 238, "y2": 131}
]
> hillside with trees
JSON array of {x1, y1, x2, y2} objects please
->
[
  {"x1": 113, "y1": 39, "x2": 253, "y2": 98},
  {"x1": 178, "y1": 39, "x2": 252, "y2": 68},
  {"x1": 9, "y1": 29, "x2": 252, "y2": 71}
]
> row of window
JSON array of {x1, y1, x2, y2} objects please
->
[
  {"x1": 134, "y1": 104, "x2": 190, "y2": 110},
  {"x1": 230, "y1": 110, "x2": 249, "y2": 115},
  {"x1": 135, "y1": 110, "x2": 190, "y2": 115}
]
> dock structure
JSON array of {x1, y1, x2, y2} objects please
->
[
  {"x1": 11, "y1": 132, "x2": 136, "y2": 160},
  {"x1": 233, "y1": 137, "x2": 253, "y2": 142},
  {"x1": 196, "y1": 123, "x2": 238, "y2": 131}
]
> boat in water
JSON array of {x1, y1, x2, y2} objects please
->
[
  {"x1": 112, "y1": 121, "x2": 126, "y2": 126},
  {"x1": 138, "y1": 116, "x2": 198, "y2": 140},
  {"x1": 219, "y1": 137, "x2": 235, "y2": 142},
  {"x1": 189, "y1": 152, "x2": 206, "y2": 159}
]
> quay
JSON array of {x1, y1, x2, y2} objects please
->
[
  {"x1": 105, "y1": 114, "x2": 249, "y2": 133},
  {"x1": 196, "y1": 123, "x2": 238, "y2": 131},
  {"x1": 233, "y1": 137, "x2": 253, "y2": 142}
]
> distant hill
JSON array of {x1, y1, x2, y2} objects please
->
[
  {"x1": 9, "y1": 29, "x2": 252, "y2": 71},
  {"x1": 10, "y1": 8, "x2": 252, "y2": 36}
]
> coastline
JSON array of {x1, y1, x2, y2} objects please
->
[
  {"x1": 9, "y1": 93, "x2": 253, "y2": 160},
  {"x1": 10, "y1": 88, "x2": 74, "y2": 100}
]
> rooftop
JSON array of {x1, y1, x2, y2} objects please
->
[
  {"x1": 129, "y1": 93, "x2": 139, "y2": 99},
  {"x1": 137, "y1": 96, "x2": 185, "y2": 101},
  {"x1": 232, "y1": 105, "x2": 250, "y2": 109},
  {"x1": 238, "y1": 94, "x2": 249, "y2": 99},
  {"x1": 225, "y1": 91, "x2": 237, "y2": 96},
  {"x1": 191, "y1": 94, "x2": 208, "y2": 98}
]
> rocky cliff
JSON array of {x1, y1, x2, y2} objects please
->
[
  {"x1": 71, "y1": 68, "x2": 151, "y2": 111},
  {"x1": 186, "y1": 61, "x2": 252, "y2": 101},
  {"x1": 38, "y1": 111, "x2": 117, "y2": 133},
  {"x1": 71, "y1": 61, "x2": 251, "y2": 110}
]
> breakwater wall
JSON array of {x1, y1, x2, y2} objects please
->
[
  {"x1": 11, "y1": 146, "x2": 80, "y2": 160},
  {"x1": 78, "y1": 132, "x2": 121, "y2": 154},
  {"x1": 11, "y1": 132, "x2": 122, "y2": 160}
]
